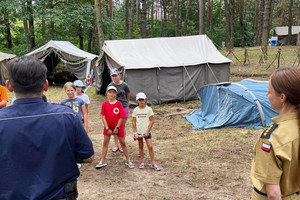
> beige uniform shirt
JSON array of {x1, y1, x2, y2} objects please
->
[{"x1": 251, "y1": 112, "x2": 300, "y2": 196}]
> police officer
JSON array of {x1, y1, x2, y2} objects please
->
[
  {"x1": 0, "y1": 56, "x2": 94, "y2": 200},
  {"x1": 251, "y1": 67, "x2": 300, "y2": 200}
]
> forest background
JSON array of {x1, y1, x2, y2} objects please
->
[{"x1": 0, "y1": 0, "x2": 300, "y2": 60}]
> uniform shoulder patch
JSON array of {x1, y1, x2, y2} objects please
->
[
  {"x1": 261, "y1": 142, "x2": 272, "y2": 152},
  {"x1": 260, "y1": 124, "x2": 278, "y2": 139}
]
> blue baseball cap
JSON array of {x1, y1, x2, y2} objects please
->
[{"x1": 110, "y1": 68, "x2": 120, "y2": 76}]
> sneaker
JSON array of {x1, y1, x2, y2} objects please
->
[
  {"x1": 95, "y1": 161, "x2": 107, "y2": 169},
  {"x1": 119, "y1": 147, "x2": 123, "y2": 153},
  {"x1": 112, "y1": 146, "x2": 119, "y2": 152},
  {"x1": 139, "y1": 161, "x2": 145, "y2": 169},
  {"x1": 125, "y1": 160, "x2": 134, "y2": 169},
  {"x1": 151, "y1": 163, "x2": 161, "y2": 171}
]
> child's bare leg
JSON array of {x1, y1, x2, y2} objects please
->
[
  {"x1": 138, "y1": 138, "x2": 144, "y2": 162},
  {"x1": 118, "y1": 136, "x2": 130, "y2": 161},
  {"x1": 101, "y1": 135, "x2": 111, "y2": 161},
  {"x1": 145, "y1": 139, "x2": 155, "y2": 164},
  {"x1": 119, "y1": 118, "x2": 127, "y2": 152},
  {"x1": 113, "y1": 135, "x2": 119, "y2": 149},
  {"x1": 123, "y1": 118, "x2": 127, "y2": 136}
]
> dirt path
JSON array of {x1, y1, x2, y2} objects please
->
[{"x1": 77, "y1": 97, "x2": 256, "y2": 200}]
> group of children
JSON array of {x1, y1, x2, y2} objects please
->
[{"x1": 61, "y1": 77, "x2": 161, "y2": 171}]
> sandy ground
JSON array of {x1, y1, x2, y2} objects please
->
[{"x1": 76, "y1": 97, "x2": 258, "y2": 200}]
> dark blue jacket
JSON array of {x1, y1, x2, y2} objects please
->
[{"x1": 0, "y1": 98, "x2": 94, "y2": 200}]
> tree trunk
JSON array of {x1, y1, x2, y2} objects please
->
[
  {"x1": 48, "y1": 0, "x2": 55, "y2": 37},
  {"x1": 151, "y1": 0, "x2": 154, "y2": 37},
  {"x1": 179, "y1": 0, "x2": 182, "y2": 36},
  {"x1": 210, "y1": 0, "x2": 213, "y2": 33},
  {"x1": 254, "y1": 0, "x2": 258, "y2": 35},
  {"x1": 141, "y1": 0, "x2": 147, "y2": 38},
  {"x1": 78, "y1": 24, "x2": 84, "y2": 50},
  {"x1": 171, "y1": 0, "x2": 175, "y2": 24},
  {"x1": 229, "y1": 0, "x2": 235, "y2": 49},
  {"x1": 94, "y1": 0, "x2": 105, "y2": 49},
  {"x1": 136, "y1": 0, "x2": 139, "y2": 28},
  {"x1": 108, "y1": 0, "x2": 113, "y2": 40},
  {"x1": 176, "y1": 0, "x2": 180, "y2": 36},
  {"x1": 27, "y1": 0, "x2": 35, "y2": 49},
  {"x1": 125, "y1": 0, "x2": 129, "y2": 34},
  {"x1": 268, "y1": 0, "x2": 275, "y2": 37},
  {"x1": 161, "y1": 0, "x2": 168, "y2": 37},
  {"x1": 256, "y1": 0, "x2": 264, "y2": 46},
  {"x1": 207, "y1": 0, "x2": 213, "y2": 33},
  {"x1": 199, "y1": 0, "x2": 205, "y2": 34},
  {"x1": 239, "y1": 0, "x2": 245, "y2": 47},
  {"x1": 288, "y1": 0, "x2": 293, "y2": 45},
  {"x1": 128, "y1": 0, "x2": 135, "y2": 38},
  {"x1": 23, "y1": 20, "x2": 30, "y2": 49},
  {"x1": 207, "y1": 0, "x2": 210, "y2": 32},
  {"x1": 225, "y1": 0, "x2": 234, "y2": 49},
  {"x1": 88, "y1": 27, "x2": 93, "y2": 52},
  {"x1": 224, "y1": 0, "x2": 231, "y2": 49},
  {"x1": 3, "y1": 7, "x2": 12, "y2": 49},
  {"x1": 161, "y1": 3, "x2": 163, "y2": 36},
  {"x1": 184, "y1": 0, "x2": 190, "y2": 35},
  {"x1": 219, "y1": 0, "x2": 222, "y2": 27},
  {"x1": 280, "y1": 0, "x2": 286, "y2": 25},
  {"x1": 109, "y1": 0, "x2": 113, "y2": 19},
  {"x1": 261, "y1": 0, "x2": 271, "y2": 60}
]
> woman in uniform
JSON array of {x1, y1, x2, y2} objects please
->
[{"x1": 251, "y1": 67, "x2": 300, "y2": 200}]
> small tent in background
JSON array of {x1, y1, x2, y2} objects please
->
[
  {"x1": 26, "y1": 40, "x2": 98, "y2": 84},
  {"x1": 184, "y1": 79, "x2": 278, "y2": 130},
  {"x1": 95, "y1": 35, "x2": 232, "y2": 105},
  {"x1": 0, "y1": 52, "x2": 16, "y2": 85},
  {"x1": 274, "y1": 26, "x2": 300, "y2": 45}
]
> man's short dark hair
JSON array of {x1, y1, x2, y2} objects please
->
[{"x1": 7, "y1": 56, "x2": 47, "y2": 94}]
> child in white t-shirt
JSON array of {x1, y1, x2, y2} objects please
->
[
  {"x1": 74, "y1": 80, "x2": 90, "y2": 114},
  {"x1": 132, "y1": 92, "x2": 161, "y2": 171}
]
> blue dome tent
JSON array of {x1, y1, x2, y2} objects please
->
[{"x1": 184, "y1": 79, "x2": 278, "y2": 130}]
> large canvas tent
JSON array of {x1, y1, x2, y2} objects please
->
[
  {"x1": 274, "y1": 26, "x2": 300, "y2": 45},
  {"x1": 26, "y1": 40, "x2": 98, "y2": 82},
  {"x1": 95, "y1": 35, "x2": 232, "y2": 105},
  {"x1": 184, "y1": 79, "x2": 278, "y2": 130},
  {"x1": 0, "y1": 52, "x2": 16, "y2": 85}
]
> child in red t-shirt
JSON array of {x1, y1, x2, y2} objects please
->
[{"x1": 96, "y1": 86, "x2": 134, "y2": 169}]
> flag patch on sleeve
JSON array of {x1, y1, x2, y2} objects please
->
[{"x1": 261, "y1": 142, "x2": 271, "y2": 152}]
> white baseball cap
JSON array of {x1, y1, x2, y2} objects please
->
[
  {"x1": 74, "y1": 80, "x2": 85, "y2": 87},
  {"x1": 106, "y1": 85, "x2": 117, "y2": 92},
  {"x1": 136, "y1": 92, "x2": 147, "y2": 100}
]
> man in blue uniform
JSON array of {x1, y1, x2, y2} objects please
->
[{"x1": 0, "y1": 56, "x2": 94, "y2": 200}]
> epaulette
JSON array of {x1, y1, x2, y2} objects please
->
[{"x1": 260, "y1": 124, "x2": 278, "y2": 139}]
